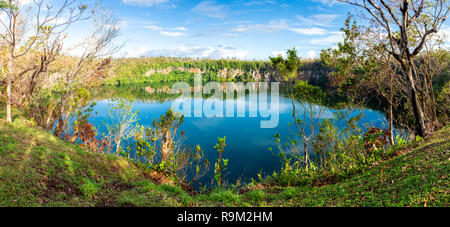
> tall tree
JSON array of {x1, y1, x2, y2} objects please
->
[
  {"x1": 0, "y1": 0, "x2": 88, "y2": 123},
  {"x1": 338, "y1": 0, "x2": 449, "y2": 137},
  {"x1": 321, "y1": 16, "x2": 406, "y2": 145},
  {"x1": 271, "y1": 48, "x2": 326, "y2": 173}
]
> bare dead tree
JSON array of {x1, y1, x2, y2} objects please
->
[
  {"x1": 415, "y1": 30, "x2": 448, "y2": 128},
  {"x1": 0, "y1": 0, "x2": 88, "y2": 123},
  {"x1": 50, "y1": 8, "x2": 120, "y2": 136},
  {"x1": 104, "y1": 98, "x2": 139, "y2": 157},
  {"x1": 338, "y1": 0, "x2": 449, "y2": 137}
]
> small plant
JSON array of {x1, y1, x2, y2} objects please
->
[
  {"x1": 134, "y1": 126, "x2": 156, "y2": 164},
  {"x1": 79, "y1": 178, "x2": 100, "y2": 200},
  {"x1": 62, "y1": 103, "x2": 110, "y2": 153},
  {"x1": 363, "y1": 127, "x2": 390, "y2": 155},
  {"x1": 270, "y1": 106, "x2": 398, "y2": 186},
  {"x1": 214, "y1": 137, "x2": 228, "y2": 187},
  {"x1": 415, "y1": 135, "x2": 424, "y2": 143},
  {"x1": 245, "y1": 189, "x2": 266, "y2": 205},
  {"x1": 104, "y1": 98, "x2": 139, "y2": 157},
  {"x1": 134, "y1": 109, "x2": 209, "y2": 185},
  {"x1": 392, "y1": 135, "x2": 408, "y2": 151}
]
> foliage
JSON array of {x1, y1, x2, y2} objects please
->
[
  {"x1": 270, "y1": 106, "x2": 401, "y2": 186},
  {"x1": 103, "y1": 57, "x2": 274, "y2": 85},
  {"x1": 363, "y1": 128, "x2": 391, "y2": 155},
  {"x1": 435, "y1": 79, "x2": 450, "y2": 122},
  {"x1": 0, "y1": 1, "x2": 12, "y2": 9},
  {"x1": 26, "y1": 57, "x2": 112, "y2": 138},
  {"x1": 104, "y1": 98, "x2": 139, "y2": 157},
  {"x1": 337, "y1": 0, "x2": 450, "y2": 137},
  {"x1": 320, "y1": 16, "x2": 363, "y2": 92},
  {"x1": 79, "y1": 178, "x2": 101, "y2": 200},
  {"x1": 294, "y1": 80, "x2": 326, "y2": 104},
  {"x1": 133, "y1": 109, "x2": 210, "y2": 185},
  {"x1": 213, "y1": 137, "x2": 228, "y2": 187},
  {"x1": 62, "y1": 103, "x2": 109, "y2": 153},
  {"x1": 270, "y1": 48, "x2": 302, "y2": 81},
  {"x1": 270, "y1": 49, "x2": 327, "y2": 184}
]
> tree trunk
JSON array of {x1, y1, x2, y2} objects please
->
[
  {"x1": 389, "y1": 102, "x2": 394, "y2": 145},
  {"x1": 6, "y1": 76, "x2": 12, "y2": 123},
  {"x1": 116, "y1": 137, "x2": 121, "y2": 157},
  {"x1": 6, "y1": 48, "x2": 14, "y2": 123},
  {"x1": 161, "y1": 132, "x2": 170, "y2": 162},
  {"x1": 406, "y1": 66, "x2": 427, "y2": 137},
  {"x1": 54, "y1": 101, "x2": 66, "y2": 137},
  {"x1": 116, "y1": 124, "x2": 125, "y2": 157},
  {"x1": 428, "y1": 78, "x2": 438, "y2": 124},
  {"x1": 304, "y1": 142, "x2": 309, "y2": 173},
  {"x1": 388, "y1": 70, "x2": 395, "y2": 146}
]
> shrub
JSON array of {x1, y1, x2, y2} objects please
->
[
  {"x1": 133, "y1": 109, "x2": 210, "y2": 185},
  {"x1": 213, "y1": 137, "x2": 228, "y2": 187},
  {"x1": 79, "y1": 178, "x2": 100, "y2": 200},
  {"x1": 270, "y1": 107, "x2": 398, "y2": 186}
]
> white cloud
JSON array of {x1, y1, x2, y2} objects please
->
[
  {"x1": 271, "y1": 51, "x2": 286, "y2": 58},
  {"x1": 160, "y1": 31, "x2": 184, "y2": 37},
  {"x1": 145, "y1": 25, "x2": 186, "y2": 37},
  {"x1": 145, "y1": 25, "x2": 163, "y2": 31},
  {"x1": 122, "y1": 0, "x2": 169, "y2": 7},
  {"x1": 296, "y1": 14, "x2": 339, "y2": 27},
  {"x1": 290, "y1": 27, "x2": 328, "y2": 35},
  {"x1": 125, "y1": 46, "x2": 152, "y2": 58},
  {"x1": 126, "y1": 45, "x2": 248, "y2": 59},
  {"x1": 311, "y1": 0, "x2": 338, "y2": 6},
  {"x1": 231, "y1": 19, "x2": 340, "y2": 37},
  {"x1": 173, "y1": 27, "x2": 188, "y2": 31},
  {"x1": 192, "y1": 1, "x2": 228, "y2": 19},
  {"x1": 307, "y1": 50, "x2": 317, "y2": 59},
  {"x1": 309, "y1": 33, "x2": 344, "y2": 46},
  {"x1": 232, "y1": 19, "x2": 289, "y2": 33}
]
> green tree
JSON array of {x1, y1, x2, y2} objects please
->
[
  {"x1": 338, "y1": 0, "x2": 449, "y2": 137},
  {"x1": 321, "y1": 16, "x2": 401, "y2": 145},
  {"x1": 213, "y1": 137, "x2": 228, "y2": 187},
  {"x1": 134, "y1": 109, "x2": 210, "y2": 184},
  {"x1": 270, "y1": 48, "x2": 326, "y2": 174}
]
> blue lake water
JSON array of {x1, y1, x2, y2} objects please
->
[{"x1": 88, "y1": 83, "x2": 390, "y2": 186}]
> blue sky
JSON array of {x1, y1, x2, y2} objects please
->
[
  {"x1": 88, "y1": 0, "x2": 446, "y2": 60},
  {"x1": 93, "y1": 0, "x2": 352, "y2": 60}
]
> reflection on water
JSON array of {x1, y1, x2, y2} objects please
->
[{"x1": 89, "y1": 82, "x2": 390, "y2": 185}]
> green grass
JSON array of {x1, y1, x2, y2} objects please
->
[
  {"x1": 0, "y1": 109, "x2": 204, "y2": 207},
  {"x1": 0, "y1": 107, "x2": 448, "y2": 207},
  {"x1": 237, "y1": 127, "x2": 449, "y2": 207}
]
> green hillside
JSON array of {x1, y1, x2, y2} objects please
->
[{"x1": 0, "y1": 109, "x2": 448, "y2": 207}]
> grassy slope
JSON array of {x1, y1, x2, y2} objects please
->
[
  {"x1": 0, "y1": 112, "x2": 203, "y2": 207},
  {"x1": 256, "y1": 127, "x2": 449, "y2": 207},
  {"x1": 0, "y1": 110, "x2": 448, "y2": 207}
]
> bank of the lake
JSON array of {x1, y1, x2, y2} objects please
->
[
  {"x1": 1, "y1": 105, "x2": 448, "y2": 207},
  {"x1": 89, "y1": 82, "x2": 392, "y2": 186}
]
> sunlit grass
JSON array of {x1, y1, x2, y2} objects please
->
[{"x1": 0, "y1": 99, "x2": 448, "y2": 207}]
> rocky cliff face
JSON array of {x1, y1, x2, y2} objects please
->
[
  {"x1": 145, "y1": 66, "x2": 276, "y2": 81},
  {"x1": 145, "y1": 67, "x2": 208, "y2": 76},
  {"x1": 142, "y1": 60, "x2": 330, "y2": 83}
]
